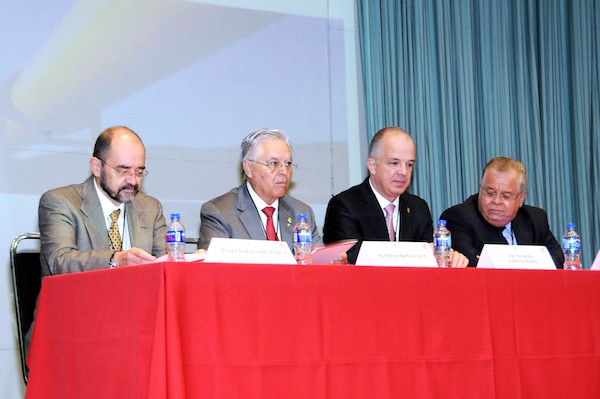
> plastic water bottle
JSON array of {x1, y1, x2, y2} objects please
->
[
  {"x1": 433, "y1": 220, "x2": 452, "y2": 268},
  {"x1": 562, "y1": 223, "x2": 581, "y2": 270},
  {"x1": 293, "y1": 214, "x2": 312, "y2": 265},
  {"x1": 166, "y1": 213, "x2": 186, "y2": 262}
]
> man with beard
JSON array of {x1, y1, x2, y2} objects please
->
[
  {"x1": 323, "y1": 126, "x2": 468, "y2": 266},
  {"x1": 24, "y1": 126, "x2": 166, "y2": 361},
  {"x1": 198, "y1": 128, "x2": 322, "y2": 252},
  {"x1": 38, "y1": 126, "x2": 166, "y2": 275}
]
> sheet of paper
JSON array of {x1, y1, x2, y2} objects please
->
[
  {"x1": 477, "y1": 244, "x2": 556, "y2": 270},
  {"x1": 355, "y1": 241, "x2": 437, "y2": 267},
  {"x1": 155, "y1": 252, "x2": 206, "y2": 263},
  {"x1": 310, "y1": 240, "x2": 357, "y2": 264},
  {"x1": 204, "y1": 237, "x2": 296, "y2": 265}
]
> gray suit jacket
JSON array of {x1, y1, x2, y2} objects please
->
[
  {"x1": 38, "y1": 176, "x2": 167, "y2": 276},
  {"x1": 199, "y1": 183, "x2": 322, "y2": 252}
]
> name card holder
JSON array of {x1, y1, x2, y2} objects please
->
[
  {"x1": 205, "y1": 237, "x2": 296, "y2": 265},
  {"x1": 355, "y1": 241, "x2": 437, "y2": 267},
  {"x1": 591, "y1": 250, "x2": 600, "y2": 270},
  {"x1": 477, "y1": 244, "x2": 556, "y2": 270}
]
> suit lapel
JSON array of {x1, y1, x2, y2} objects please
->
[
  {"x1": 278, "y1": 197, "x2": 296, "y2": 245},
  {"x1": 80, "y1": 177, "x2": 111, "y2": 249},
  {"x1": 125, "y1": 201, "x2": 139, "y2": 248},
  {"x1": 511, "y1": 211, "x2": 531, "y2": 244},
  {"x1": 358, "y1": 179, "x2": 389, "y2": 240},
  {"x1": 237, "y1": 184, "x2": 267, "y2": 240}
]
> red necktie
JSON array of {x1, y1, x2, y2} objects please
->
[{"x1": 262, "y1": 206, "x2": 278, "y2": 241}]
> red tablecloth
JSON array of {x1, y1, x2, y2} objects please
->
[{"x1": 26, "y1": 263, "x2": 600, "y2": 398}]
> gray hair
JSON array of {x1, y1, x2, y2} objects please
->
[
  {"x1": 240, "y1": 128, "x2": 291, "y2": 179},
  {"x1": 240, "y1": 128, "x2": 290, "y2": 162},
  {"x1": 480, "y1": 156, "x2": 528, "y2": 193}
]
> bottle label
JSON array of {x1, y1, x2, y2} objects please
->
[
  {"x1": 434, "y1": 236, "x2": 451, "y2": 248},
  {"x1": 166, "y1": 230, "x2": 185, "y2": 243},
  {"x1": 562, "y1": 237, "x2": 580, "y2": 251},
  {"x1": 294, "y1": 229, "x2": 312, "y2": 244}
]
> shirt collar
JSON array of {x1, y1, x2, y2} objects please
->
[
  {"x1": 93, "y1": 177, "x2": 124, "y2": 220},
  {"x1": 246, "y1": 182, "x2": 279, "y2": 211},
  {"x1": 368, "y1": 179, "x2": 399, "y2": 210}
]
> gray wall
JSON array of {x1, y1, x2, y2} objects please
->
[{"x1": 0, "y1": 0, "x2": 366, "y2": 396}]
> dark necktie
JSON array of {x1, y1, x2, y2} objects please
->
[{"x1": 262, "y1": 206, "x2": 278, "y2": 241}]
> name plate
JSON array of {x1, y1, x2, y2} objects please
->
[
  {"x1": 591, "y1": 250, "x2": 600, "y2": 270},
  {"x1": 355, "y1": 241, "x2": 437, "y2": 267},
  {"x1": 205, "y1": 237, "x2": 296, "y2": 265},
  {"x1": 477, "y1": 244, "x2": 556, "y2": 270}
]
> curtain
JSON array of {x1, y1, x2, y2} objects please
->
[{"x1": 357, "y1": 0, "x2": 599, "y2": 267}]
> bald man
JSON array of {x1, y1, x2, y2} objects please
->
[
  {"x1": 323, "y1": 127, "x2": 467, "y2": 266},
  {"x1": 38, "y1": 126, "x2": 166, "y2": 275},
  {"x1": 25, "y1": 126, "x2": 167, "y2": 360}
]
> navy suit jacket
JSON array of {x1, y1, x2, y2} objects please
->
[
  {"x1": 323, "y1": 178, "x2": 433, "y2": 264},
  {"x1": 440, "y1": 194, "x2": 564, "y2": 268}
]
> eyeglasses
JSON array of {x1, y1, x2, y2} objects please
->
[
  {"x1": 98, "y1": 158, "x2": 148, "y2": 178},
  {"x1": 480, "y1": 189, "x2": 522, "y2": 202},
  {"x1": 248, "y1": 159, "x2": 298, "y2": 171}
]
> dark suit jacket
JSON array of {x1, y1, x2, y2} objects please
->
[
  {"x1": 440, "y1": 194, "x2": 564, "y2": 268},
  {"x1": 198, "y1": 183, "x2": 322, "y2": 252},
  {"x1": 323, "y1": 178, "x2": 433, "y2": 264},
  {"x1": 38, "y1": 176, "x2": 167, "y2": 276}
]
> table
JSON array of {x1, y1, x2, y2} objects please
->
[{"x1": 26, "y1": 263, "x2": 600, "y2": 398}]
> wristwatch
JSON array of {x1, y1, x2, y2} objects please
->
[{"x1": 109, "y1": 252, "x2": 117, "y2": 268}]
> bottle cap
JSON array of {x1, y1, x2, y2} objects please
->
[
  {"x1": 437, "y1": 219, "x2": 447, "y2": 226},
  {"x1": 297, "y1": 214, "x2": 307, "y2": 221},
  {"x1": 170, "y1": 213, "x2": 180, "y2": 219},
  {"x1": 567, "y1": 222, "x2": 576, "y2": 229}
]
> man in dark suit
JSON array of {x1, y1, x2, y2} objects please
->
[
  {"x1": 440, "y1": 156, "x2": 564, "y2": 268},
  {"x1": 323, "y1": 127, "x2": 468, "y2": 266},
  {"x1": 199, "y1": 129, "x2": 322, "y2": 252}
]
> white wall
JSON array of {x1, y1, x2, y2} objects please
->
[{"x1": 0, "y1": 0, "x2": 366, "y2": 396}]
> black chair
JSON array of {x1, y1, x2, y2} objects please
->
[
  {"x1": 10, "y1": 232, "x2": 41, "y2": 385},
  {"x1": 185, "y1": 236, "x2": 199, "y2": 252}
]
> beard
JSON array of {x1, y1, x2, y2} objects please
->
[{"x1": 100, "y1": 170, "x2": 139, "y2": 203}]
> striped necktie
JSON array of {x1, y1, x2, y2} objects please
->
[{"x1": 384, "y1": 203, "x2": 396, "y2": 241}]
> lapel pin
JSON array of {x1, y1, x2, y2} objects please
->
[
  {"x1": 407, "y1": 207, "x2": 411, "y2": 214},
  {"x1": 287, "y1": 217, "x2": 293, "y2": 227}
]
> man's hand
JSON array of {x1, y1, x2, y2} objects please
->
[
  {"x1": 330, "y1": 252, "x2": 348, "y2": 265},
  {"x1": 428, "y1": 243, "x2": 469, "y2": 268},
  {"x1": 112, "y1": 248, "x2": 156, "y2": 267},
  {"x1": 449, "y1": 249, "x2": 469, "y2": 268}
]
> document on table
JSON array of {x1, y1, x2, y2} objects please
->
[{"x1": 310, "y1": 239, "x2": 358, "y2": 264}]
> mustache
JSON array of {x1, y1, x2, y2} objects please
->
[{"x1": 118, "y1": 183, "x2": 139, "y2": 192}]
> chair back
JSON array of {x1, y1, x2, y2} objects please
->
[
  {"x1": 10, "y1": 232, "x2": 41, "y2": 385},
  {"x1": 185, "y1": 236, "x2": 199, "y2": 253}
]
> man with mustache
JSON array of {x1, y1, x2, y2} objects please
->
[
  {"x1": 323, "y1": 126, "x2": 468, "y2": 266},
  {"x1": 198, "y1": 129, "x2": 321, "y2": 252},
  {"x1": 25, "y1": 126, "x2": 166, "y2": 360},
  {"x1": 38, "y1": 126, "x2": 166, "y2": 275}
]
